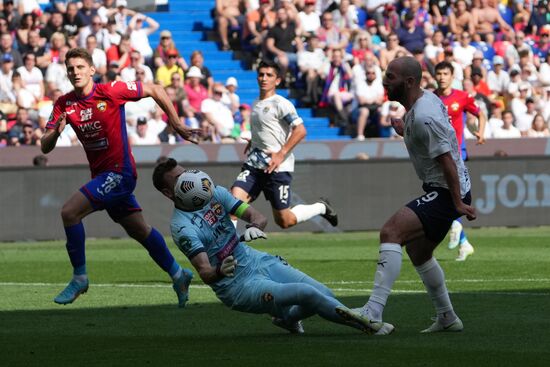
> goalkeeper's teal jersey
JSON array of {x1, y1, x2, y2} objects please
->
[{"x1": 170, "y1": 185, "x2": 263, "y2": 293}]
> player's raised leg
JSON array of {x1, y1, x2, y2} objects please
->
[
  {"x1": 118, "y1": 211, "x2": 193, "y2": 308},
  {"x1": 54, "y1": 191, "x2": 95, "y2": 305}
]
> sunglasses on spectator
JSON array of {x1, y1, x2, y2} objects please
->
[
  {"x1": 92, "y1": 22, "x2": 102, "y2": 25},
  {"x1": 162, "y1": 36, "x2": 171, "y2": 40},
  {"x1": 172, "y1": 77, "x2": 181, "y2": 81},
  {"x1": 213, "y1": 90, "x2": 224, "y2": 95},
  {"x1": 168, "y1": 55, "x2": 177, "y2": 58},
  {"x1": 136, "y1": 71, "x2": 145, "y2": 75}
]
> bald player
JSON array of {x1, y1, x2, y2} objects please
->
[{"x1": 350, "y1": 57, "x2": 477, "y2": 334}]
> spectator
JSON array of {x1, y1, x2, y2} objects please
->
[
  {"x1": 121, "y1": 49, "x2": 153, "y2": 83},
  {"x1": 7, "y1": 107, "x2": 34, "y2": 146},
  {"x1": 129, "y1": 116, "x2": 161, "y2": 145},
  {"x1": 352, "y1": 31, "x2": 376, "y2": 65},
  {"x1": 424, "y1": 29, "x2": 445, "y2": 67},
  {"x1": 298, "y1": 0, "x2": 320, "y2": 36},
  {"x1": 532, "y1": 26, "x2": 550, "y2": 65},
  {"x1": 109, "y1": 0, "x2": 136, "y2": 34},
  {"x1": 471, "y1": 66, "x2": 491, "y2": 98},
  {"x1": 527, "y1": 114, "x2": 550, "y2": 137},
  {"x1": 448, "y1": 0, "x2": 473, "y2": 39},
  {"x1": 332, "y1": 0, "x2": 359, "y2": 33},
  {"x1": 378, "y1": 3, "x2": 400, "y2": 40},
  {"x1": 1, "y1": 32, "x2": 23, "y2": 68},
  {"x1": 156, "y1": 48, "x2": 184, "y2": 87},
  {"x1": 16, "y1": 123, "x2": 38, "y2": 146},
  {"x1": 46, "y1": 32, "x2": 66, "y2": 67},
  {"x1": 365, "y1": 19, "x2": 382, "y2": 52},
  {"x1": 105, "y1": 16, "x2": 121, "y2": 47},
  {"x1": 515, "y1": 97, "x2": 537, "y2": 136},
  {"x1": 106, "y1": 33, "x2": 132, "y2": 72},
  {"x1": 124, "y1": 67, "x2": 157, "y2": 133},
  {"x1": 319, "y1": 48, "x2": 353, "y2": 127},
  {"x1": 406, "y1": 0, "x2": 431, "y2": 33},
  {"x1": 298, "y1": 34, "x2": 325, "y2": 106},
  {"x1": 16, "y1": 12, "x2": 36, "y2": 48},
  {"x1": 1, "y1": 1, "x2": 18, "y2": 32},
  {"x1": 379, "y1": 32, "x2": 408, "y2": 70},
  {"x1": 183, "y1": 66, "x2": 208, "y2": 118},
  {"x1": 40, "y1": 12, "x2": 64, "y2": 45},
  {"x1": 0, "y1": 53, "x2": 16, "y2": 114},
  {"x1": 453, "y1": 31, "x2": 477, "y2": 70},
  {"x1": 526, "y1": 2, "x2": 548, "y2": 36},
  {"x1": 215, "y1": 0, "x2": 244, "y2": 51},
  {"x1": 201, "y1": 82, "x2": 235, "y2": 143},
  {"x1": 471, "y1": 0, "x2": 513, "y2": 40},
  {"x1": 127, "y1": 13, "x2": 159, "y2": 65},
  {"x1": 85, "y1": 34, "x2": 108, "y2": 78},
  {"x1": 353, "y1": 65, "x2": 384, "y2": 140},
  {"x1": 11, "y1": 71, "x2": 36, "y2": 109},
  {"x1": 487, "y1": 55, "x2": 510, "y2": 98},
  {"x1": 45, "y1": 45, "x2": 73, "y2": 94},
  {"x1": 243, "y1": 0, "x2": 276, "y2": 52},
  {"x1": 265, "y1": 7, "x2": 301, "y2": 82},
  {"x1": 97, "y1": 0, "x2": 117, "y2": 24},
  {"x1": 17, "y1": 53, "x2": 43, "y2": 100},
  {"x1": 463, "y1": 77, "x2": 491, "y2": 120},
  {"x1": 379, "y1": 100, "x2": 405, "y2": 138},
  {"x1": 396, "y1": 10, "x2": 426, "y2": 54},
  {"x1": 317, "y1": 10, "x2": 349, "y2": 51},
  {"x1": 231, "y1": 103, "x2": 251, "y2": 142},
  {"x1": 429, "y1": 0, "x2": 452, "y2": 33},
  {"x1": 63, "y1": 2, "x2": 84, "y2": 42},
  {"x1": 510, "y1": 82, "x2": 531, "y2": 119},
  {"x1": 153, "y1": 30, "x2": 187, "y2": 70},
  {"x1": 188, "y1": 50, "x2": 213, "y2": 92},
  {"x1": 465, "y1": 50, "x2": 487, "y2": 80},
  {"x1": 505, "y1": 31, "x2": 532, "y2": 69},
  {"x1": 78, "y1": 15, "x2": 111, "y2": 50},
  {"x1": 222, "y1": 76, "x2": 240, "y2": 115},
  {"x1": 78, "y1": 0, "x2": 99, "y2": 27},
  {"x1": 493, "y1": 110, "x2": 521, "y2": 138}
]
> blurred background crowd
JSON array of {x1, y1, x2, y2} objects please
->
[{"x1": 1, "y1": 0, "x2": 549, "y2": 147}]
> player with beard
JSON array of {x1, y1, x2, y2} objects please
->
[{"x1": 348, "y1": 57, "x2": 477, "y2": 334}]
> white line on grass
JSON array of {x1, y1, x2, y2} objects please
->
[
  {"x1": 0, "y1": 282, "x2": 549, "y2": 296},
  {"x1": 326, "y1": 279, "x2": 550, "y2": 285}
]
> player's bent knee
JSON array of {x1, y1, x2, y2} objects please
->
[
  {"x1": 379, "y1": 223, "x2": 402, "y2": 244},
  {"x1": 60, "y1": 204, "x2": 80, "y2": 225}
]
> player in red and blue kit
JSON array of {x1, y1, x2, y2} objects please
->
[
  {"x1": 41, "y1": 48, "x2": 201, "y2": 305},
  {"x1": 435, "y1": 61, "x2": 486, "y2": 262}
]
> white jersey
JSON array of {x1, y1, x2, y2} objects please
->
[
  {"x1": 403, "y1": 90, "x2": 471, "y2": 197},
  {"x1": 247, "y1": 94, "x2": 303, "y2": 172}
]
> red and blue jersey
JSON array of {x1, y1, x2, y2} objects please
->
[
  {"x1": 437, "y1": 89, "x2": 480, "y2": 148},
  {"x1": 47, "y1": 81, "x2": 143, "y2": 178}
]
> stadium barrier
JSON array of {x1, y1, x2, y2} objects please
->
[{"x1": 1, "y1": 156, "x2": 549, "y2": 241}]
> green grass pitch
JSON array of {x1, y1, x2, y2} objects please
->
[{"x1": 1, "y1": 228, "x2": 549, "y2": 366}]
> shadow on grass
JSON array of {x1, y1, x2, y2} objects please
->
[{"x1": 1, "y1": 292, "x2": 549, "y2": 367}]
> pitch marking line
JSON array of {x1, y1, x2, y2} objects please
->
[{"x1": 0, "y1": 281, "x2": 549, "y2": 296}]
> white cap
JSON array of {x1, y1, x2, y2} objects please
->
[
  {"x1": 492, "y1": 55, "x2": 504, "y2": 65},
  {"x1": 186, "y1": 66, "x2": 204, "y2": 79},
  {"x1": 225, "y1": 77, "x2": 238, "y2": 87},
  {"x1": 116, "y1": 0, "x2": 127, "y2": 7}
]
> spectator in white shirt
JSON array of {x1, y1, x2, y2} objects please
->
[
  {"x1": 85, "y1": 34, "x2": 108, "y2": 78},
  {"x1": 45, "y1": 45, "x2": 73, "y2": 94},
  {"x1": 16, "y1": 52, "x2": 43, "y2": 100},
  {"x1": 129, "y1": 116, "x2": 161, "y2": 145},
  {"x1": 128, "y1": 13, "x2": 159, "y2": 64},
  {"x1": 201, "y1": 82, "x2": 235, "y2": 143},
  {"x1": 486, "y1": 55, "x2": 509, "y2": 97},
  {"x1": 298, "y1": 0, "x2": 320, "y2": 36},
  {"x1": 120, "y1": 50, "x2": 154, "y2": 83},
  {"x1": 493, "y1": 110, "x2": 521, "y2": 138},
  {"x1": 78, "y1": 15, "x2": 111, "y2": 50},
  {"x1": 222, "y1": 77, "x2": 240, "y2": 115},
  {"x1": 353, "y1": 65, "x2": 384, "y2": 140}
]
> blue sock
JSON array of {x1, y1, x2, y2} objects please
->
[
  {"x1": 459, "y1": 230, "x2": 467, "y2": 244},
  {"x1": 64, "y1": 223, "x2": 86, "y2": 276},
  {"x1": 140, "y1": 227, "x2": 179, "y2": 277}
]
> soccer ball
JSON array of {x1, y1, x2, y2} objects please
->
[{"x1": 174, "y1": 170, "x2": 214, "y2": 211}]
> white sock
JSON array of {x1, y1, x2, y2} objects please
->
[
  {"x1": 73, "y1": 274, "x2": 88, "y2": 283},
  {"x1": 290, "y1": 203, "x2": 326, "y2": 223},
  {"x1": 365, "y1": 243, "x2": 402, "y2": 321},
  {"x1": 231, "y1": 219, "x2": 238, "y2": 228},
  {"x1": 415, "y1": 257, "x2": 457, "y2": 324}
]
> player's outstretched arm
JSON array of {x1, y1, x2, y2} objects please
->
[
  {"x1": 436, "y1": 152, "x2": 477, "y2": 221},
  {"x1": 40, "y1": 113, "x2": 66, "y2": 154},
  {"x1": 190, "y1": 252, "x2": 237, "y2": 284},
  {"x1": 141, "y1": 83, "x2": 202, "y2": 144}
]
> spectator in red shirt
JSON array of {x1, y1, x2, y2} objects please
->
[{"x1": 106, "y1": 34, "x2": 132, "y2": 73}]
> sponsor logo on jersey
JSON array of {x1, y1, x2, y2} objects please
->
[
  {"x1": 82, "y1": 137, "x2": 108, "y2": 150},
  {"x1": 80, "y1": 108, "x2": 93, "y2": 122},
  {"x1": 203, "y1": 210, "x2": 218, "y2": 226},
  {"x1": 216, "y1": 234, "x2": 239, "y2": 261},
  {"x1": 78, "y1": 120, "x2": 102, "y2": 133},
  {"x1": 96, "y1": 101, "x2": 107, "y2": 112}
]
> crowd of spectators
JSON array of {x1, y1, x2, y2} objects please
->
[
  {"x1": 218, "y1": 0, "x2": 550, "y2": 140},
  {"x1": 2, "y1": 0, "x2": 549, "y2": 148},
  {"x1": 0, "y1": 0, "x2": 250, "y2": 148}
]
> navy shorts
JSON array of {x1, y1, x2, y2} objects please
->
[
  {"x1": 406, "y1": 184, "x2": 472, "y2": 244},
  {"x1": 80, "y1": 171, "x2": 142, "y2": 222},
  {"x1": 231, "y1": 164, "x2": 292, "y2": 210}
]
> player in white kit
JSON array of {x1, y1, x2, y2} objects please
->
[
  {"x1": 348, "y1": 57, "x2": 477, "y2": 334},
  {"x1": 231, "y1": 60, "x2": 338, "y2": 229}
]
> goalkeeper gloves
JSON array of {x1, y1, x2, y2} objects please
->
[
  {"x1": 217, "y1": 256, "x2": 237, "y2": 277},
  {"x1": 243, "y1": 226, "x2": 267, "y2": 242}
]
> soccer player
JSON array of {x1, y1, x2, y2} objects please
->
[
  {"x1": 152, "y1": 159, "x2": 388, "y2": 334},
  {"x1": 40, "y1": 48, "x2": 201, "y2": 306},
  {"x1": 435, "y1": 61, "x2": 486, "y2": 261},
  {"x1": 354, "y1": 57, "x2": 477, "y2": 334},
  {"x1": 231, "y1": 60, "x2": 338, "y2": 230}
]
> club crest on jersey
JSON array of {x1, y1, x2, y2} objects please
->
[
  {"x1": 96, "y1": 101, "x2": 107, "y2": 112},
  {"x1": 263, "y1": 106, "x2": 270, "y2": 114},
  {"x1": 450, "y1": 102, "x2": 460, "y2": 112},
  {"x1": 210, "y1": 202, "x2": 223, "y2": 216},
  {"x1": 65, "y1": 100, "x2": 73, "y2": 106}
]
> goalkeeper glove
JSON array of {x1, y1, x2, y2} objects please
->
[
  {"x1": 243, "y1": 226, "x2": 267, "y2": 242},
  {"x1": 217, "y1": 256, "x2": 237, "y2": 277}
]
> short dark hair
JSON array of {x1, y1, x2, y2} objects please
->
[
  {"x1": 33, "y1": 154, "x2": 48, "y2": 167},
  {"x1": 65, "y1": 47, "x2": 94, "y2": 67},
  {"x1": 152, "y1": 157, "x2": 178, "y2": 191},
  {"x1": 257, "y1": 59, "x2": 281, "y2": 77},
  {"x1": 435, "y1": 61, "x2": 454, "y2": 74}
]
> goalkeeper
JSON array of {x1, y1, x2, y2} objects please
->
[{"x1": 152, "y1": 158, "x2": 386, "y2": 335}]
